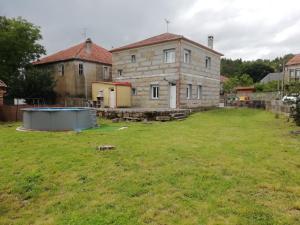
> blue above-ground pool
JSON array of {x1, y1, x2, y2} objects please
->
[{"x1": 21, "y1": 107, "x2": 97, "y2": 131}]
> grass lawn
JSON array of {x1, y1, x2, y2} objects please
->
[{"x1": 0, "y1": 108, "x2": 300, "y2": 225}]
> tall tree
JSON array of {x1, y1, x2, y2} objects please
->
[
  {"x1": 242, "y1": 62, "x2": 274, "y2": 82},
  {"x1": 0, "y1": 16, "x2": 46, "y2": 99}
]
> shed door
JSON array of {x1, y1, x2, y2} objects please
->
[
  {"x1": 170, "y1": 84, "x2": 176, "y2": 109},
  {"x1": 109, "y1": 89, "x2": 116, "y2": 108}
]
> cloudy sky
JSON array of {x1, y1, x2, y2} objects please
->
[{"x1": 1, "y1": 0, "x2": 300, "y2": 60}]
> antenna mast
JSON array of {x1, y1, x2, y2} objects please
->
[
  {"x1": 164, "y1": 19, "x2": 170, "y2": 32},
  {"x1": 82, "y1": 28, "x2": 87, "y2": 39}
]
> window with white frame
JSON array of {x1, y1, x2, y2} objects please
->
[
  {"x1": 164, "y1": 49, "x2": 175, "y2": 63},
  {"x1": 151, "y1": 85, "x2": 159, "y2": 99},
  {"x1": 184, "y1": 49, "x2": 191, "y2": 64},
  {"x1": 132, "y1": 87, "x2": 137, "y2": 96},
  {"x1": 79, "y1": 63, "x2": 84, "y2": 75},
  {"x1": 296, "y1": 69, "x2": 300, "y2": 78},
  {"x1": 58, "y1": 64, "x2": 64, "y2": 76},
  {"x1": 118, "y1": 69, "x2": 123, "y2": 76},
  {"x1": 186, "y1": 84, "x2": 192, "y2": 99},
  {"x1": 131, "y1": 55, "x2": 136, "y2": 63},
  {"x1": 197, "y1": 85, "x2": 202, "y2": 99},
  {"x1": 289, "y1": 69, "x2": 295, "y2": 80},
  {"x1": 103, "y1": 66, "x2": 109, "y2": 79},
  {"x1": 205, "y1": 56, "x2": 211, "y2": 69}
]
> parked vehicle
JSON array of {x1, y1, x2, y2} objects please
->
[{"x1": 282, "y1": 95, "x2": 297, "y2": 104}]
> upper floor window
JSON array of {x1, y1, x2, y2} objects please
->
[
  {"x1": 79, "y1": 63, "x2": 84, "y2": 75},
  {"x1": 58, "y1": 64, "x2": 64, "y2": 76},
  {"x1": 184, "y1": 49, "x2": 191, "y2": 64},
  {"x1": 164, "y1": 49, "x2": 175, "y2": 63},
  {"x1": 205, "y1": 56, "x2": 211, "y2": 69},
  {"x1": 118, "y1": 69, "x2": 123, "y2": 76},
  {"x1": 131, "y1": 55, "x2": 136, "y2": 63},
  {"x1": 151, "y1": 85, "x2": 159, "y2": 99},
  {"x1": 103, "y1": 66, "x2": 109, "y2": 79},
  {"x1": 186, "y1": 84, "x2": 192, "y2": 99}
]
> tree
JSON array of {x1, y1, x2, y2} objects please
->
[
  {"x1": 242, "y1": 61, "x2": 274, "y2": 82},
  {"x1": 223, "y1": 74, "x2": 253, "y2": 93},
  {"x1": 0, "y1": 16, "x2": 46, "y2": 99},
  {"x1": 18, "y1": 67, "x2": 56, "y2": 104},
  {"x1": 255, "y1": 81, "x2": 280, "y2": 92}
]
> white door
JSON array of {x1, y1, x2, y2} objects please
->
[
  {"x1": 170, "y1": 84, "x2": 176, "y2": 109},
  {"x1": 109, "y1": 89, "x2": 116, "y2": 108}
]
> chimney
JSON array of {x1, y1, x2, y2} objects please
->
[
  {"x1": 85, "y1": 38, "x2": 92, "y2": 53},
  {"x1": 208, "y1": 35, "x2": 214, "y2": 49}
]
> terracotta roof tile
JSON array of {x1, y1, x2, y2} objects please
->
[
  {"x1": 33, "y1": 39, "x2": 112, "y2": 65},
  {"x1": 286, "y1": 54, "x2": 300, "y2": 66},
  {"x1": 0, "y1": 80, "x2": 7, "y2": 88},
  {"x1": 111, "y1": 33, "x2": 223, "y2": 56}
]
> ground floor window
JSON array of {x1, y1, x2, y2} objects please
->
[
  {"x1": 197, "y1": 85, "x2": 202, "y2": 99},
  {"x1": 151, "y1": 85, "x2": 159, "y2": 99},
  {"x1": 186, "y1": 84, "x2": 192, "y2": 99},
  {"x1": 132, "y1": 87, "x2": 137, "y2": 96}
]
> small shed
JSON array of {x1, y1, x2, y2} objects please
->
[
  {"x1": 235, "y1": 86, "x2": 255, "y2": 97},
  {"x1": 0, "y1": 80, "x2": 7, "y2": 106},
  {"x1": 92, "y1": 82, "x2": 131, "y2": 108}
]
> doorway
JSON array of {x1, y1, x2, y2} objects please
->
[
  {"x1": 169, "y1": 84, "x2": 176, "y2": 109},
  {"x1": 109, "y1": 88, "x2": 116, "y2": 108}
]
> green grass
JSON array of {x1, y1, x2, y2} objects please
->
[{"x1": 0, "y1": 108, "x2": 300, "y2": 225}]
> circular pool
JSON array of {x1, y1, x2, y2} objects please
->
[{"x1": 21, "y1": 107, "x2": 97, "y2": 131}]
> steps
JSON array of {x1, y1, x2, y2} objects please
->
[{"x1": 171, "y1": 112, "x2": 187, "y2": 120}]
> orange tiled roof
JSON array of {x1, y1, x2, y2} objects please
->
[
  {"x1": 286, "y1": 54, "x2": 300, "y2": 66},
  {"x1": 110, "y1": 33, "x2": 223, "y2": 56},
  {"x1": 0, "y1": 80, "x2": 7, "y2": 88},
  {"x1": 33, "y1": 39, "x2": 112, "y2": 65}
]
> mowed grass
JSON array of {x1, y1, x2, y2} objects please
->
[{"x1": 0, "y1": 108, "x2": 300, "y2": 225}]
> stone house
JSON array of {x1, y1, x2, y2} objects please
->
[
  {"x1": 285, "y1": 54, "x2": 300, "y2": 83},
  {"x1": 110, "y1": 33, "x2": 223, "y2": 109},
  {"x1": 0, "y1": 80, "x2": 7, "y2": 106},
  {"x1": 34, "y1": 38, "x2": 112, "y2": 101}
]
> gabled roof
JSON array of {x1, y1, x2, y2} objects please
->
[
  {"x1": 33, "y1": 38, "x2": 112, "y2": 65},
  {"x1": 0, "y1": 80, "x2": 7, "y2": 88},
  {"x1": 260, "y1": 72, "x2": 283, "y2": 84},
  {"x1": 286, "y1": 54, "x2": 300, "y2": 66},
  {"x1": 110, "y1": 33, "x2": 223, "y2": 56}
]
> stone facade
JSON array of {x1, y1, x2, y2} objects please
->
[
  {"x1": 112, "y1": 39, "x2": 221, "y2": 109},
  {"x1": 39, "y1": 60, "x2": 112, "y2": 99}
]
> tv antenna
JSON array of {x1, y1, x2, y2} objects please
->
[
  {"x1": 164, "y1": 19, "x2": 170, "y2": 32},
  {"x1": 82, "y1": 28, "x2": 87, "y2": 39}
]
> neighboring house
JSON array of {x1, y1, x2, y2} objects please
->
[
  {"x1": 110, "y1": 33, "x2": 223, "y2": 109},
  {"x1": 285, "y1": 54, "x2": 300, "y2": 83},
  {"x1": 0, "y1": 80, "x2": 7, "y2": 106},
  {"x1": 260, "y1": 72, "x2": 283, "y2": 84},
  {"x1": 34, "y1": 38, "x2": 112, "y2": 101}
]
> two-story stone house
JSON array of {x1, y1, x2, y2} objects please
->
[
  {"x1": 285, "y1": 54, "x2": 300, "y2": 83},
  {"x1": 34, "y1": 38, "x2": 112, "y2": 101},
  {"x1": 110, "y1": 33, "x2": 223, "y2": 109}
]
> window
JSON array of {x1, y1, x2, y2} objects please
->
[
  {"x1": 103, "y1": 66, "x2": 109, "y2": 79},
  {"x1": 118, "y1": 69, "x2": 123, "y2": 76},
  {"x1": 205, "y1": 56, "x2": 211, "y2": 69},
  {"x1": 289, "y1": 69, "x2": 295, "y2": 80},
  {"x1": 184, "y1": 49, "x2": 191, "y2": 64},
  {"x1": 296, "y1": 69, "x2": 300, "y2": 78},
  {"x1": 151, "y1": 85, "x2": 159, "y2": 99},
  {"x1": 186, "y1": 84, "x2": 192, "y2": 99},
  {"x1": 132, "y1": 88, "x2": 137, "y2": 96},
  {"x1": 58, "y1": 64, "x2": 64, "y2": 76},
  {"x1": 164, "y1": 49, "x2": 175, "y2": 63},
  {"x1": 197, "y1": 85, "x2": 202, "y2": 99},
  {"x1": 131, "y1": 55, "x2": 136, "y2": 63},
  {"x1": 79, "y1": 63, "x2": 84, "y2": 75}
]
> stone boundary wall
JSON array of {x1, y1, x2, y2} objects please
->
[{"x1": 265, "y1": 100, "x2": 291, "y2": 116}]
